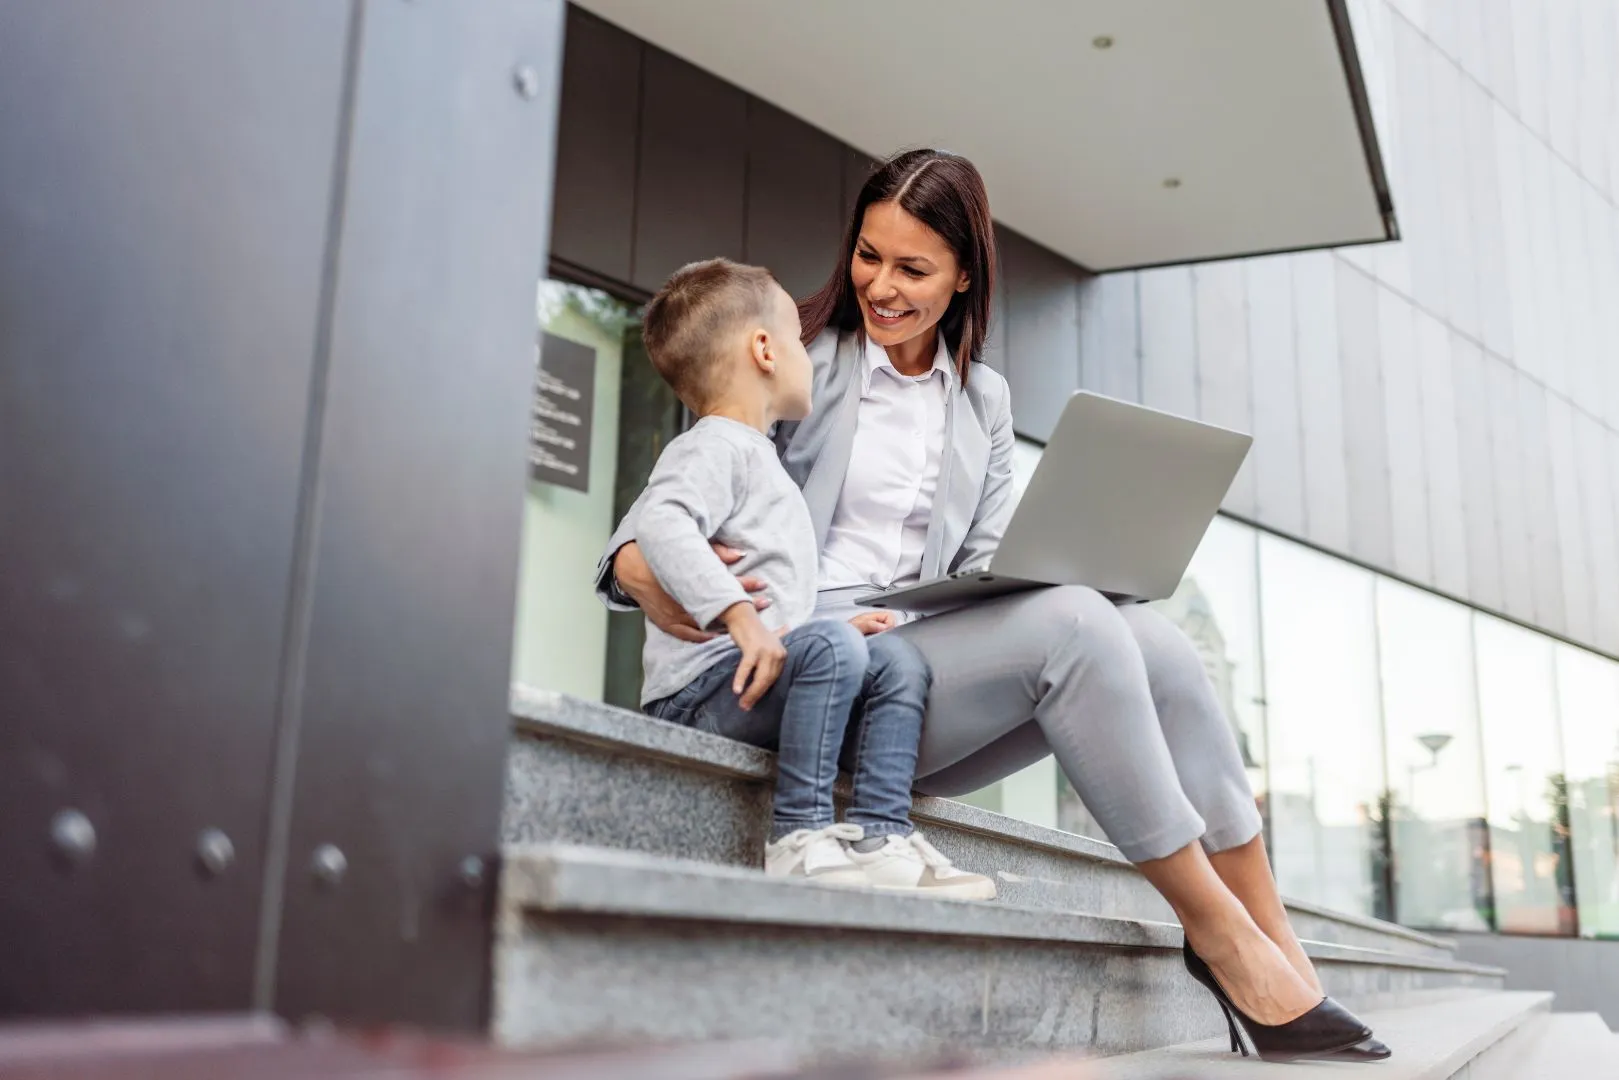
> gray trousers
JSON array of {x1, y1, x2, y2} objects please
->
[{"x1": 890, "y1": 585, "x2": 1262, "y2": 863}]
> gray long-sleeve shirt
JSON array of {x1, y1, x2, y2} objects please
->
[{"x1": 631, "y1": 416, "x2": 818, "y2": 705}]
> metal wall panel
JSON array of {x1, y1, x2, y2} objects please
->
[
  {"x1": 1377, "y1": 284, "x2": 1433, "y2": 585},
  {"x1": 1245, "y1": 256, "x2": 1306, "y2": 537},
  {"x1": 1414, "y1": 309, "x2": 1470, "y2": 599},
  {"x1": 266, "y1": 0, "x2": 566, "y2": 1030},
  {"x1": 1392, "y1": 15, "x2": 1447, "y2": 324},
  {"x1": 1515, "y1": 376, "x2": 1566, "y2": 633},
  {"x1": 1334, "y1": 259, "x2": 1395, "y2": 565},
  {"x1": 0, "y1": 0, "x2": 350, "y2": 1014},
  {"x1": 1544, "y1": 1, "x2": 1579, "y2": 163},
  {"x1": 1483, "y1": 354, "x2": 1536, "y2": 622},
  {"x1": 1461, "y1": 76, "x2": 1513, "y2": 362},
  {"x1": 1494, "y1": 103, "x2": 1536, "y2": 380},
  {"x1": 1137, "y1": 266, "x2": 1198, "y2": 420},
  {"x1": 1510, "y1": 0, "x2": 1550, "y2": 142},
  {"x1": 549, "y1": 7, "x2": 641, "y2": 283},
  {"x1": 1481, "y1": 0, "x2": 1520, "y2": 112},
  {"x1": 1193, "y1": 261, "x2": 1256, "y2": 517},
  {"x1": 1001, "y1": 228, "x2": 1080, "y2": 443},
  {"x1": 1574, "y1": 416, "x2": 1619, "y2": 654},
  {"x1": 1078, "y1": 272, "x2": 1140, "y2": 404},
  {"x1": 1449, "y1": 336, "x2": 1507, "y2": 612},
  {"x1": 631, "y1": 47, "x2": 746, "y2": 290},
  {"x1": 744, "y1": 99, "x2": 844, "y2": 302},
  {"x1": 1523, "y1": 119, "x2": 1568, "y2": 398},
  {"x1": 1429, "y1": 52, "x2": 1481, "y2": 344},
  {"x1": 1545, "y1": 394, "x2": 1595, "y2": 643},
  {"x1": 1292, "y1": 252, "x2": 1353, "y2": 553}
]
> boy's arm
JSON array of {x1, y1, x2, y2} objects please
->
[{"x1": 633, "y1": 436, "x2": 751, "y2": 631}]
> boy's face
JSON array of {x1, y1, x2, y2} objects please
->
[{"x1": 763, "y1": 284, "x2": 814, "y2": 422}]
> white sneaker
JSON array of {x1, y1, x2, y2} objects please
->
[
  {"x1": 764, "y1": 823, "x2": 870, "y2": 888},
  {"x1": 844, "y1": 830, "x2": 998, "y2": 900}
]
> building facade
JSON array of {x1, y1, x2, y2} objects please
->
[{"x1": 520, "y1": 0, "x2": 1619, "y2": 952}]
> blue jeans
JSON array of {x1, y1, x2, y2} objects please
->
[{"x1": 647, "y1": 619, "x2": 930, "y2": 842}]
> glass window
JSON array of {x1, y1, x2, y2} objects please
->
[
  {"x1": 511, "y1": 280, "x2": 679, "y2": 709},
  {"x1": 1375, "y1": 580, "x2": 1493, "y2": 931},
  {"x1": 1556, "y1": 644, "x2": 1619, "y2": 939},
  {"x1": 1474, "y1": 614, "x2": 1577, "y2": 935},
  {"x1": 1261, "y1": 536, "x2": 1389, "y2": 920}
]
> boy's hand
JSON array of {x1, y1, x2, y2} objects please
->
[
  {"x1": 721, "y1": 602, "x2": 788, "y2": 710},
  {"x1": 848, "y1": 610, "x2": 896, "y2": 636}
]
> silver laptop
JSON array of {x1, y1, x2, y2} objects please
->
[{"x1": 857, "y1": 391, "x2": 1252, "y2": 615}]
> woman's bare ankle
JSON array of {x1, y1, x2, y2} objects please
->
[{"x1": 1184, "y1": 919, "x2": 1321, "y2": 1026}]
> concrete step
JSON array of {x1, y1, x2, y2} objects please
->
[
  {"x1": 1097, "y1": 990, "x2": 1553, "y2": 1078},
  {"x1": 1465, "y1": 1011, "x2": 1619, "y2": 1080},
  {"x1": 506, "y1": 687, "x2": 1458, "y2": 962},
  {"x1": 493, "y1": 843, "x2": 1505, "y2": 1061}
]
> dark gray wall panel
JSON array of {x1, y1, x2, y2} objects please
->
[
  {"x1": 1413, "y1": 309, "x2": 1470, "y2": 599},
  {"x1": 1193, "y1": 261, "x2": 1256, "y2": 517},
  {"x1": 1079, "y1": 271, "x2": 1140, "y2": 403},
  {"x1": 0, "y1": 0, "x2": 349, "y2": 1015},
  {"x1": 1483, "y1": 353, "x2": 1536, "y2": 622},
  {"x1": 1544, "y1": 394, "x2": 1594, "y2": 644},
  {"x1": 1245, "y1": 255, "x2": 1305, "y2": 537},
  {"x1": 548, "y1": 7, "x2": 640, "y2": 283},
  {"x1": 981, "y1": 226, "x2": 1009, "y2": 377},
  {"x1": 1001, "y1": 228, "x2": 1079, "y2": 442},
  {"x1": 1514, "y1": 375, "x2": 1565, "y2": 633},
  {"x1": 1291, "y1": 252, "x2": 1352, "y2": 553},
  {"x1": 631, "y1": 47, "x2": 746, "y2": 290},
  {"x1": 1449, "y1": 336, "x2": 1506, "y2": 612},
  {"x1": 268, "y1": 0, "x2": 566, "y2": 1030},
  {"x1": 1334, "y1": 259, "x2": 1394, "y2": 566},
  {"x1": 1137, "y1": 266, "x2": 1198, "y2": 419},
  {"x1": 841, "y1": 145, "x2": 878, "y2": 220},
  {"x1": 744, "y1": 99, "x2": 843, "y2": 301},
  {"x1": 1377, "y1": 284, "x2": 1433, "y2": 585}
]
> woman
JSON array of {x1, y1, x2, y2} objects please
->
[{"x1": 598, "y1": 149, "x2": 1388, "y2": 1064}]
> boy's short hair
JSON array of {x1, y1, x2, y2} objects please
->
[{"x1": 641, "y1": 258, "x2": 780, "y2": 410}]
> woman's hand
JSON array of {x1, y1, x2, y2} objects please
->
[
  {"x1": 848, "y1": 610, "x2": 897, "y2": 636},
  {"x1": 613, "y1": 541, "x2": 770, "y2": 644}
]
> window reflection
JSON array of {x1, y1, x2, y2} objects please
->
[
  {"x1": 1474, "y1": 615, "x2": 1577, "y2": 935},
  {"x1": 512, "y1": 280, "x2": 678, "y2": 709},
  {"x1": 1375, "y1": 580, "x2": 1493, "y2": 931},
  {"x1": 1556, "y1": 645, "x2": 1619, "y2": 939},
  {"x1": 1261, "y1": 537, "x2": 1388, "y2": 920}
]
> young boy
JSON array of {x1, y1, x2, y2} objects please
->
[{"x1": 628, "y1": 258, "x2": 994, "y2": 899}]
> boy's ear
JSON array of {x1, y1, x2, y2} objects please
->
[{"x1": 749, "y1": 327, "x2": 774, "y2": 374}]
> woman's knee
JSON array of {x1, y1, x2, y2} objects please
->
[
  {"x1": 1115, "y1": 604, "x2": 1209, "y2": 700},
  {"x1": 1037, "y1": 586, "x2": 1142, "y2": 665}
]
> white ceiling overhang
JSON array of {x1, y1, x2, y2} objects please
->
[{"x1": 574, "y1": 0, "x2": 1396, "y2": 272}]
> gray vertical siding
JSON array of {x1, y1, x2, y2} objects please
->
[{"x1": 547, "y1": 1, "x2": 1619, "y2": 660}]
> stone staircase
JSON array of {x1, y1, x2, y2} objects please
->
[{"x1": 496, "y1": 686, "x2": 1616, "y2": 1076}]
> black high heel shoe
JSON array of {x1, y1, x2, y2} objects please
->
[
  {"x1": 1329, "y1": 1037, "x2": 1393, "y2": 1061},
  {"x1": 1182, "y1": 942, "x2": 1375, "y2": 1063}
]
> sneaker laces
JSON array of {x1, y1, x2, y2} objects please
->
[
  {"x1": 905, "y1": 831, "x2": 955, "y2": 870},
  {"x1": 780, "y1": 822, "x2": 864, "y2": 848}
]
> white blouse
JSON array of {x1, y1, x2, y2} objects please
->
[{"x1": 817, "y1": 334, "x2": 952, "y2": 590}]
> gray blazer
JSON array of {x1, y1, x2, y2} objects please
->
[{"x1": 595, "y1": 328, "x2": 1017, "y2": 608}]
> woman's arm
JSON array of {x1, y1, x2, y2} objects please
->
[
  {"x1": 952, "y1": 377, "x2": 1017, "y2": 572},
  {"x1": 607, "y1": 541, "x2": 771, "y2": 643}
]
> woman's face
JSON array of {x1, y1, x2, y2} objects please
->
[{"x1": 850, "y1": 200, "x2": 970, "y2": 351}]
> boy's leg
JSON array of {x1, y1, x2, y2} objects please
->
[
  {"x1": 840, "y1": 631, "x2": 928, "y2": 839},
  {"x1": 682, "y1": 620, "x2": 869, "y2": 840},
  {"x1": 843, "y1": 632, "x2": 998, "y2": 900}
]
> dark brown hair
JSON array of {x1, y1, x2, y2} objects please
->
[
  {"x1": 798, "y1": 149, "x2": 997, "y2": 384},
  {"x1": 641, "y1": 258, "x2": 780, "y2": 409}
]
